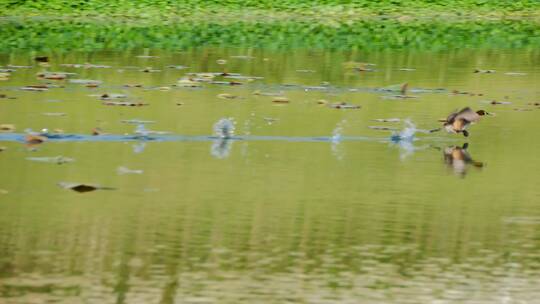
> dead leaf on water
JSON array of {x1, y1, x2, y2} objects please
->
[
  {"x1": 21, "y1": 85, "x2": 49, "y2": 91},
  {"x1": 102, "y1": 101, "x2": 148, "y2": 107},
  {"x1": 328, "y1": 102, "x2": 361, "y2": 109},
  {"x1": 0, "y1": 124, "x2": 15, "y2": 132},
  {"x1": 57, "y1": 182, "x2": 115, "y2": 193},
  {"x1": 177, "y1": 78, "x2": 201, "y2": 87},
  {"x1": 218, "y1": 93, "x2": 239, "y2": 100},
  {"x1": 42, "y1": 112, "x2": 67, "y2": 117},
  {"x1": 37, "y1": 72, "x2": 71, "y2": 80},
  {"x1": 117, "y1": 166, "x2": 143, "y2": 175},
  {"x1": 373, "y1": 118, "x2": 401, "y2": 123},
  {"x1": 69, "y1": 79, "x2": 102, "y2": 86},
  {"x1": 26, "y1": 156, "x2": 74, "y2": 164},
  {"x1": 124, "y1": 84, "x2": 143, "y2": 88},
  {"x1": 369, "y1": 126, "x2": 398, "y2": 131},
  {"x1": 272, "y1": 97, "x2": 290, "y2": 104},
  {"x1": 474, "y1": 69, "x2": 496, "y2": 74},
  {"x1": 99, "y1": 93, "x2": 127, "y2": 100},
  {"x1": 140, "y1": 67, "x2": 161, "y2": 73}
]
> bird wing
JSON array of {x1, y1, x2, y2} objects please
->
[
  {"x1": 445, "y1": 110, "x2": 459, "y2": 123},
  {"x1": 455, "y1": 107, "x2": 481, "y2": 122}
]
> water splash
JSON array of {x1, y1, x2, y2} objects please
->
[
  {"x1": 211, "y1": 138, "x2": 233, "y2": 159},
  {"x1": 390, "y1": 119, "x2": 417, "y2": 143},
  {"x1": 331, "y1": 120, "x2": 347, "y2": 160},
  {"x1": 211, "y1": 118, "x2": 236, "y2": 158},
  {"x1": 389, "y1": 119, "x2": 418, "y2": 160},
  {"x1": 213, "y1": 118, "x2": 236, "y2": 139}
]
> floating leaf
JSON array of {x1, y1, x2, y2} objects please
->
[
  {"x1": 474, "y1": 69, "x2": 496, "y2": 73},
  {"x1": 117, "y1": 166, "x2": 143, "y2": 175},
  {"x1": 102, "y1": 101, "x2": 148, "y2": 106},
  {"x1": 272, "y1": 97, "x2": 290, "y2": 103},
  {"x1": 329, "y1": 102, "x2": 360, "y2": 109},
  {"x1": 58, "y1": 182, "x2": 115, "y2": 193},
  {"x1": 0, "y1": 124, "x2": 15, "y2": 132},
  {"x1": 218, "y1": 93, "x2": 239, "y2": 100},
  {"x1": 26, "y1": 156, "x2": 74, "y2": 164}
]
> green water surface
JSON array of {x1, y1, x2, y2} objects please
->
[{"x1": 0, "y1": 48, "x2": 539, "y2": 303}]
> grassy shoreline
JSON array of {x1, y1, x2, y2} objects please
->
[{"x1": 1, "y1": 1, "x2": 539, "y2": 52}]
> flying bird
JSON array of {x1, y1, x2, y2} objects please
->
[{"x1": 441, "y1": 107, "x2": 488, "y2": 137}]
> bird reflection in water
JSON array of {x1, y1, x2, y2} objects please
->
[{"x1": 443, "y1": 143, "x2": 484, "y2": 177}]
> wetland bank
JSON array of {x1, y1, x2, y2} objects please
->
[{"x1": 1, "y1": 1, "x2": 540, "y2": 303}]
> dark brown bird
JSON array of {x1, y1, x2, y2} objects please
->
[{"x1": 442, "y1": 107, "x2": 487, "y2": 137}]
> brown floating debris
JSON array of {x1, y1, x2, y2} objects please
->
[
  {"x1": 124, "y1": 84, "x2": 143, "y2": 88},
  {"x1": 210, "y1": 81, "x2": 243, "y2": 86},
  {"x1": 21, "y1": 84, "x2": 49, "y2": 91},
  {"x1": 489, "y1": 100, "x2": 512, "y2": 105},
  {"x1": 272, "y1": 97, "x2": 290, "y2": 104},
  {"x1": 61, "y1": 63, "x2": 111, "y2": 69},
  {"x1": 140, "y1": 67, "x2": 161, "y2": 73},
  {"x1": 253, "y1": 90, "x2": 283, "y2": 96},
  {"x1": 368, "y1": 126, "x2": 398, "y2": 131},
  {"x1": 328, "y1": 102, "x2": 361, "y2": 109},
  {"x1": 37, "y1": 72, "x2": 70, "y2": 80},
  {"x1": 217, "y1": 93, "x2": 239, "y2": 100},
  {"x1": 0, "y1": 124, "x2": 15, "y2": 132},
  {"x1": 69, "y1": 79, "x2": 102, "y2": 85},
  {"x1": 373, "y1": 118, "x2": 401, "y2": 123},
  {"x1": 100, "y1": 93, "x2": 127, "y2": 100},
  {"x1": 528, "y1": 102, "x2": 540, "y2": 106},
  {"x1": 474, "y1": 69, "x2": 496, "y2": 74},
  {"x1": 102, "y1": 101, "x2": 148, "y2": 106},
  {"x1": 57, "y1": 182, "x2": 115, "y2": 193},
  {"x1": 42, "y1": 112, "x2": 67, "y2": 117},
  {"x1": 7, "y1": 65, "x2": 32, "y2": 69},
  {"x1": 177, "y1": 78, "x2": 201, "y2": 87}
]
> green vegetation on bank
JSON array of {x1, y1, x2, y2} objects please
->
[
  {"x1": 1, "y1": 0, "x2": 539, "y2": 51},
  {"x1": 1, "y1": 19, "x2": 539, "y2": 52},
  {"x1": 2, "y1": 0, "x2": 540, "y2": 18}
]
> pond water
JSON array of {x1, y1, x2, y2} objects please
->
[{"x1": 1, "y1": 48, "x2": 540, "y2": 303}]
